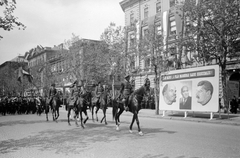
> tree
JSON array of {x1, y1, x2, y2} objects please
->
[
  {"x1": 63, "y1": 34, "x2": 110, "y2": 85},
  {"x1": 138, "y1": 22, "x2": 167, "y2": 114},
  {"x1": 0, "y1": 0, "x2": 26, "y2": 39},
  {"x1": 182, "y1": 0, "x2": 240, "y2": 108},
  {"x1": 100, "y1": 22, "x2": 126, "y2": 89}
]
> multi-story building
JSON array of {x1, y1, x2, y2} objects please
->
[
  {"x1": 0, "y1": 61, "x2": 28, "y2": 96},
  {"x1": 26, "y1": 45, "x2": 65, "y2": 96},
  {"x1": 120, "y1": 0, "x2": 240, "y2": 92},
  {"x1": 120, "y1": 0, "x2": 182, "y2": 89}
]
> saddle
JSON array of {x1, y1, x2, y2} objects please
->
[{"x1": 69, "y1": 98, "x2": 75, "y2": 106}]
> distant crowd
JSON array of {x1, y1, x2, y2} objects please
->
[{"x1": 0, "y1": 96, "x2": 45, "y2": 116}]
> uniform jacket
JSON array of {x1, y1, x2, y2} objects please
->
[
  {"x1": 49, "y1": 87, "x2": 57, "y2": 98},
  {"x1": 179, "y1": 96, "x2": 192, "y2": 110},
  {"x1": 95, "y1": 85, "x2": 104, "y2": 97},
  {"x1": 120, "y1": 80, "x2": 133, "y2": 98}
]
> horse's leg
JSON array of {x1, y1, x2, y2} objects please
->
[
  {"x1": 74, "y1": 108, "x2": 79, "y2": 127},
  {"x1": 46, "y1": 110, "x2": 49, "y2": 121},
  {"x1": 135, "y1": 113, "x2": 143, "y2": 136},
  {"x1": 83, "y1": 109, "x2": 89, "y2": 124},
  {"x1": 45, "y1": 105, "x2": 49, "y2": 121},
  {"x1": 67, "y1": 108, "x2": 71, "y2": 126},
  {"x1": 100, "y1": 108, "x2": 107, "y2": 125},
  {"x1": 129, "y1": 112, "x2": 136, "y2": 133},
  {"x1": 52, "y1": 107, "x2": 55, "y2": 121},
  {"x1": 91, "y1": 105, "x2": 94, "y2": 122},
  {"x1": 115, "y1": 107, "x2": 124, "y2": 131},
  {"x1": 54, "y1": 109, "x2": 58, "y2": 123},
  {"x1": 95, "y1": 105, "x2": 100, "y2": 122},
  {"x1": 56, "y1": 107, "x2": 59, "y2": 120},
  {"x1": 79, "y1": 110, "x2": 84, "y2": 128}
]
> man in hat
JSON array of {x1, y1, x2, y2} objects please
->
[
  {"x1": 69, "y1": 80, "x2": 79, "y2": 108},
  {"x1": 120, "y1": 74, "x2": 133, "y2": 111},
  {"x1": 93, "y1": 81, "x2": 104, "y2": 105},
  {"x1": 48, "y1": 83, "x2": 57, "y2": 107}
]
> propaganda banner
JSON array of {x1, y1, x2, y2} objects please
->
[{"x1": 159, "y1": 65, "x2": 219, "y2": 112}]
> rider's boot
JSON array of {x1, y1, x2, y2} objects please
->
[{"x1": 123, "y1": 100, "x2": 129, "y2": 111}]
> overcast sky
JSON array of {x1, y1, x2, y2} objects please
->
[{"x1": 0, "y1": 0, "x2": 125, "y2": 65}]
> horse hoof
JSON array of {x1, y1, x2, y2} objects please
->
[
  {"x1": 129, "y1": 130, "x2": 133, "y2": 134},
  {"x1": 116, "y1": 125, "x2": 120, "y2": 131},
  {"x1": 139, "y1": 131, "x2": 144, "y2": 136},
  {"x1": 105, "y1": 122, "x2": 108, "y2": 125},
  {"x1": 68, "y1": 123, "x2": 71, "y2": 126}
]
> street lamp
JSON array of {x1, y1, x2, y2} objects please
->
[{"x1": 110, "y1": 62, "x2": 117, "y2": 99}]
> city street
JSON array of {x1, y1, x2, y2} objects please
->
[{"x1": 0, "y1": 108, "x2": 240, "y2": 158}]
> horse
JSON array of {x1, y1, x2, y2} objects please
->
[
  {"x1": 67, "y1": 91, "x2": 92, "y2": 128},
  {"x1": 46, "y1": 96, "x2": 61, "y2": 122},
  {"x1": 91, "y1": 86, "x2": 110, "y2": 125},
  {"x1": 112, "y1": 83, "x2": 150, "y2": 136}
]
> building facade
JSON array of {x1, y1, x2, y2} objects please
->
[{"x1": 120, "y1": 0, "x2": 240, "y2": 95}]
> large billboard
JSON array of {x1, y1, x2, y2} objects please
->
[{"x1": 159, "y1": 65, "x2": 219, "y2": 112}]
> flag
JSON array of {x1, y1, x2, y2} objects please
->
[{"x1": 17, "y1": 67, "x2": 33, "y2": 83}]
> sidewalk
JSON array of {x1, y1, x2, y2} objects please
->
[
  {"x1": 60, "y1": 106, "x2": 240, "y2": 126},
  {"x1": 105, "y1": 107, "x2": 240, "y2": 126}
]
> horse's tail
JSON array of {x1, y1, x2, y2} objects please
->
[{"x1": 112, "y1": 99, "x2": 117, "y2": 121}]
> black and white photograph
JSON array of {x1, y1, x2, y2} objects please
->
[{"x1": 1, "y1": 0, "x2": 240, "y2": 158}]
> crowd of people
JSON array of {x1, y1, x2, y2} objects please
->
[
  {"x1": 0, "y1": 95, "x2": 45, "y2": 116},
  {"x1": 0, "y1": 75, "x2": 155, "y2": 117},
  {"x1": 230, "y1": 96, "x2": 240, "y2": 114}
]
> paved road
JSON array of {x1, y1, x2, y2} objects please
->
[{"x1": 1, "y1": 108, "x2": 240, "y2": 158}]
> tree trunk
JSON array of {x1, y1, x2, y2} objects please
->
[{"x1": 154, "y1": 75, "x2": 159, "y2": 115}]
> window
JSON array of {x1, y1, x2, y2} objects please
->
[
  {"x1": 169, "y1": 20, "x2": 176, "y2": 35},
  {"x1": 144, "y1": 7, "x2": 148, "y2": 19},
  {"x1": 129, "y1": 34, "x2": 135, "y2": 48},
  {"x1": 117, "y1": 75, "x2": 121, "y2": 81},
  {"x1": 169, "y1": 46, "x2": 177, "y2": 55},
  {"x1": 156, "y1": 25, "x2": 162, "y2": 35},
  {"x1": 130, "y1": 12, "x2": 134, "y2": 24},
  {"x1": 130, "y1": 56, "x2": 135, "y2": 69},
  {"x1": 156, "y1": 2, "x2": 161, "y2": 13},
  {"x1": 145, "y1": 58, "x2": 151, "y2": 68},
  {"x1": 170, "y1": 0, "x2": 175, "y2": 7},
  {"x1": 143, "y1": 29, "x2": 148, "y2": 37}
]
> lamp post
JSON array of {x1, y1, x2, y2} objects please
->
[{"x1": 111, "y1": 62, "x2": 117, "y2": 99}]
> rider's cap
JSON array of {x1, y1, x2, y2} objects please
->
[{"x1": 51, "y1": 83, "x2": 55, "y2": 87}]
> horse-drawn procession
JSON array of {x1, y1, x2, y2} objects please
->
[{"x1": 0, "y1": 75, "x2": 152, "y2": 136}]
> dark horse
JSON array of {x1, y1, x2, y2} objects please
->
[
  {"x1": 67, "y1": 91, "x2": 92, "y2": 128},
  {"x1": 46, "y1": 96, "x2": 61, "y2": 122},
  {"x1": 91, "y1": 86, "x2": 110, "y2": 125},
  {"x1": 112, "y1": 83, "x2": 150, "y2": 136}
]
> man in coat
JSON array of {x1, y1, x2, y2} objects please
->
[
  {"x1": 69, "y1": 80, "x2": 79, "y2": 108},
  {"x1": 179, "y1": 85, "x2": 192, "y2": 110},
  {"x1": 120, "y1": 74, "x2": 133, "y2": 111},
  {"x1": 48, "y1": 83, "x2": 57, "y2": 108},
  {"x1": 93, "y1": 81, "x2": 104, "y2": 105}
]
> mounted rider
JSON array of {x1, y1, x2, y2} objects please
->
[
  {"x1": 120, "y1": 74, "x2": 133, "y2": 111},
  {"x1": 93, "y1": 81, "x2": 104, "y2": 105},
  {"x1": 48, "y1": 83, "x2": 57, "y2": 107},
  {"x1": 69, "y1": 80, "x2": 80, "y2": 108}
]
